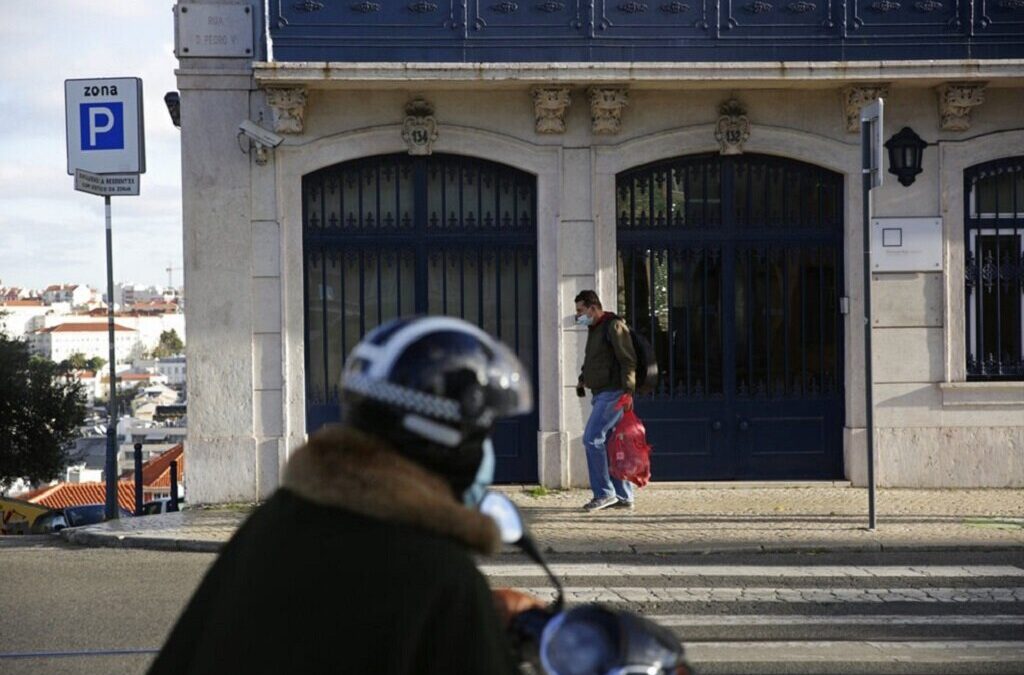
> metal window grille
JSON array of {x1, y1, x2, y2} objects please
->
[
  {"x1": 965, "y1": 158, "x2": 1024, "y2": 380},
  {"x1": 616, "y1": 153, "x2": 844, "y2": 401},
  {"x1": 302, "y1": 153, "x2": 538, "y2": 408}
]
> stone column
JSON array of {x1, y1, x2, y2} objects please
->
[{"x1": 175, "y1": 1, "x2": 265, "y2": 503}]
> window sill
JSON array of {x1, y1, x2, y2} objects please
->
[{"x1": 940, "y1": 382, "x2": 1024, "y2": 408}]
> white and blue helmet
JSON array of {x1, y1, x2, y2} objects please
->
[{"x1": 340, "y1": 316, "x2": 533, "y2": 451}]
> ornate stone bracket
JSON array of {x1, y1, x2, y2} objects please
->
[
  {"x1": 401, "y1": 97, "x2": 438, "y2": 155},
  {"x1": 264, "y1": 86, "x2": 307, "y2": 134},
  {"x1": 588, "y1": 87, "x2": 629, "y2": 135},
  {"x1": 841, "y1": 84, "x2": 890, "y2": 133},
  {"x1": 715, "y1": 98, "x2": 750, "y2": 155},
  {"x1": 936, "y1": 82, "x2": 986, "y2": 132},
  {"x1": 532, "y1": 87, "x2": 572, "y2": 134}
]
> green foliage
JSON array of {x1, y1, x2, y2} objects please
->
[
  {"x1": 58, "y1": 352, "x2": 106, "y2": 372},
  {"x1": 0, "y1": 335, "x2": 86, "y2": 484},
  {"x1": 152, "y1": 329, "x2": 184, "y2": 358}
]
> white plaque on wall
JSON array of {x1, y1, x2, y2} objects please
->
[
  {"x1": 871, "y1": 217, "x2": 943, "y2": 272},
  {"x1": 175, "y1": 4, "x2": 254, "y2": 58}
]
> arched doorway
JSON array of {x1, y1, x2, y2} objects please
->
[
  {"x1": 302, "y1": 153, "x2": 539, "y2": 482},
  {"x1": 616, "y1": 153, "x2": 845, "y2": 480}
]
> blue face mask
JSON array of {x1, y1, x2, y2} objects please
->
[
  {"x1": 575, "y1": 313, "x2": 594, "y2": 327},
  {"x1": 462, "y1": 438, "x2": 496, "y2": 508}
]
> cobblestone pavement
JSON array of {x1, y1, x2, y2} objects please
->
[
  {"x1": 504, "y1": 486, "x2": 1024, "y2": 553},
  {"x1": 61, "y1": 486, "x2": 1024, "y2": 554}
]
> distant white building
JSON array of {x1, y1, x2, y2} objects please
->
[
  {"x1": 65, "y1": 464, "x2": 104, "y2": 484},
  {"x1": 32, "y1": 312, "x2": 184, "y2": 355},
  {"x1": 136, "y1": 356, "x2": 187, "y2": 386},
  {"x1": 0, "y1": 285, "x2": 30, "y2": 301},
  {"x1": 42, "y1": 284, "x2": 94, "y2": 308},
  {"x1": 130, "y1": 383, "x2": 181, "y2": 421},
  {"x1": 117, "y1": 417, "x2": 187, "y2": 475},
  {"x1": 115, "y1": 283, "x2": 180, "y2": 308},
  {"x1": 0, "y1": 300, "x2": 72, "y2": 339},
  {"x1": 30, "y1": 322, "x2": 139, "y2": 364}
]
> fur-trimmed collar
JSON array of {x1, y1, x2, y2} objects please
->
[{"x1": 282, "y1": 426, "x2": 500, "y2": 555}]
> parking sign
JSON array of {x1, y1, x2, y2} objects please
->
[{"x1": 65, "y1": 78, "x2": 145, "y2": 175}]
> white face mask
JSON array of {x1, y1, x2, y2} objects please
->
[
  {"x1": 575, "y1": 313, "x2": 594, "y2": 327},
  {"x1": 462, "y1": 439, "x2": 495, "y2": 508}
]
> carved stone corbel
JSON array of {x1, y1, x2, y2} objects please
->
[
  {"x1": 841, "y1": 84, "x2": 890, "y2": 133},
  {"x1": 715, "y1": 98, "x2": 750, "y2": 155},
  {"x1": 264, "y1": 86, "x2": 307, "y2": 134},
  {"x1": 936, "y1": 82, "x2": 986, "y2": 132},
  {"x1": 401, "y1": 97, "x2": 438, "y2": 156},
  {"x1": 532, "y1": 87, "x2": 572, "y2": 134},
  {"x1": 588, "y1": 87, "x2": 629, "y2": 135}
]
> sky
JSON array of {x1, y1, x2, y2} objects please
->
[{"x1": 0, "y1": 2, "x2": 182, "y2": 292}]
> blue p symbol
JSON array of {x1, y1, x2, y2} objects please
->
[{"x1": 80, "y1": 102, "x2": 124, "y2": 150}]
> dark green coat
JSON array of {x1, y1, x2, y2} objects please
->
[
  {"x1": 150, "y1": 428, "x2": 517, "y2": 675},
  {"x1": 580, "y1": 312, "x2": 638, "y2": 394}
]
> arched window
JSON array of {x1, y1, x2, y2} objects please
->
[{"x1": 964, "y1": 158, "x2": 1024, "y2": 380}]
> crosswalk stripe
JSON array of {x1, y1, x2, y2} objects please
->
[
  {"x1": 480, "y1": 564, "x2": 1024, "y2": 578},
  {"x1": 510, "y1": 586, "x2": 1024, "y2": 603},
  {"x1": 653, "y1": 614, "x2": 1024, "y2": 626},
  {"x1": 684, "y1": 640, "x2": 1024, "y2": 663}
]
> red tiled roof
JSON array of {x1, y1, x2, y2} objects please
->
[
  {"x1": 140, "y1": 444, "x2": 185, "y2": 489},
  {"x1": 39, "y1": 322, "x2": 136, "y2": 333},
  {"x1": 1, "y1": 299, "x2": 43, "y2": 307},
  {"x1": 26, "y1": 482, "x2": 136, "y2": 511}
]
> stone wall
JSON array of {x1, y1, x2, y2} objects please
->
[{"x1": 178, "y1": 56, "x2": 1024, "y2": 499}]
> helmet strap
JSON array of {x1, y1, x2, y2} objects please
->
[{"x1": 402, "y1": 414, "x2": 462, "y2": 448}]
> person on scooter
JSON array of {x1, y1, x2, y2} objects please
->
[{"x1": 150, "y1": 316, "x2": 537, "y2": 674}]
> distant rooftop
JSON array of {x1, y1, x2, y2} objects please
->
[
  {"x1": 1, "y1": 299, "x2": 44, "y2": 307},
  {"x1": 37, "y1": 322, "x2": 136, "y2": 334}
]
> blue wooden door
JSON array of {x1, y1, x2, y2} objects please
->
[
  {"x1": 616, "y1": 154, "x2": 845, "y2": 480},
  {"x1": 303, "y1": 154, "x2": 539, "y2": 483}
]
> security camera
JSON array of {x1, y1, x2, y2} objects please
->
[{"x1": 238, "y1": 120, "x2": 283, "y2": 148}]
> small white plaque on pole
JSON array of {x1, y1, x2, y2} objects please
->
[
  {"x1": 65, "y1": 77, "x2": 145, "y2": 176},
  {"x1": 75, "y1": 169, "x2": 140, "y2": 197},
  {"x1": 871, "y1": 217, "x2": 943, "y2": 272},
  {"x1": 861, "y1": 99, "x2": 884, "y2": 189}
]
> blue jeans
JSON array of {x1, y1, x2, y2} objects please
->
[{"x1": 584, "y1": 390, "x2": 634, "y2": 502}]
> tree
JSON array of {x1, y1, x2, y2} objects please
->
[
  {"x1": 152, "y1": 329, "x2": 184, "y2": 358},
  {"x1": 59, "y1": 352, "x2": 106, "y2": 372},
  {"x1": 0, "y1": 335, "x2": 86, "y2": 485}
]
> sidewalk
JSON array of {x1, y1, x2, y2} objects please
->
[{"x1": 61, "y1": 486, "x2": 1024, "y2": 555}]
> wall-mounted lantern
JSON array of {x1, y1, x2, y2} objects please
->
[{"x1": 884, "y1": 126, "x2": 927, "y2": 187}]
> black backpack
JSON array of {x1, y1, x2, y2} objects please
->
[{"x1": 605, "y1": 315, "x2": 659, "y2": 395}]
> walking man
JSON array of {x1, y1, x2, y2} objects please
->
[{"x1": 574, "y1": 290, "x2": 637, "y2": 512}]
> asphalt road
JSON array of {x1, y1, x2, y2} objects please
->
[
  {"x1": 0, "y1": 537, "x2": 1021, "y2": 674},
  {"x1": 0, "y1": 536, "x2": 213, "y2": 675}
]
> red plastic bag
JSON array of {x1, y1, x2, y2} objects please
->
[{"x1": 607, "y1": 395, "x2": 652, "y2": 487}]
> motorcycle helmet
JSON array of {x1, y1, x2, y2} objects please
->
[{"x1": 340, "y1": 316, "x2": 533, "y2": 501}]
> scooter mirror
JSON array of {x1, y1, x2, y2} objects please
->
[
  {"x1": 479, "y1": 492, "x2": 524, "y2": 544},
  {"x1": 479, "y1": 490, "x2": 565, "y2": 611}
]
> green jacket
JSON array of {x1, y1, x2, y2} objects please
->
[{"x1": 580, "y1": 312, "x2": 637, "y2": 394}]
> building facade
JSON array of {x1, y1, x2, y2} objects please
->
[
  {"x1": 173, "y1": 1, "x2": 1024, "y2": 503},
  {"x1": 30, "y1": 323, "x2": 139, "y2": 364}
]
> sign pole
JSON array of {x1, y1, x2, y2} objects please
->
[
  {"x1": 860, "y1": 99, "x2": 883, "y2": 531},
  {"x1": 104, "y1": 195, "x2": 119, "y2": 520},
  {"x1": 65, "y1": 76, "x2": 145, "y2": 521}
]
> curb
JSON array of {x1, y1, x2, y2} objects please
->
[
  {"x1": 62, "y1": 528, "x2": 223, "y2": 553},
  {"x1": 61, "y1": 528, "x2": 1023, "y2": 556},
  {"x1": 537, "y1": 542, "x2": 1024, "y2": 556}
]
